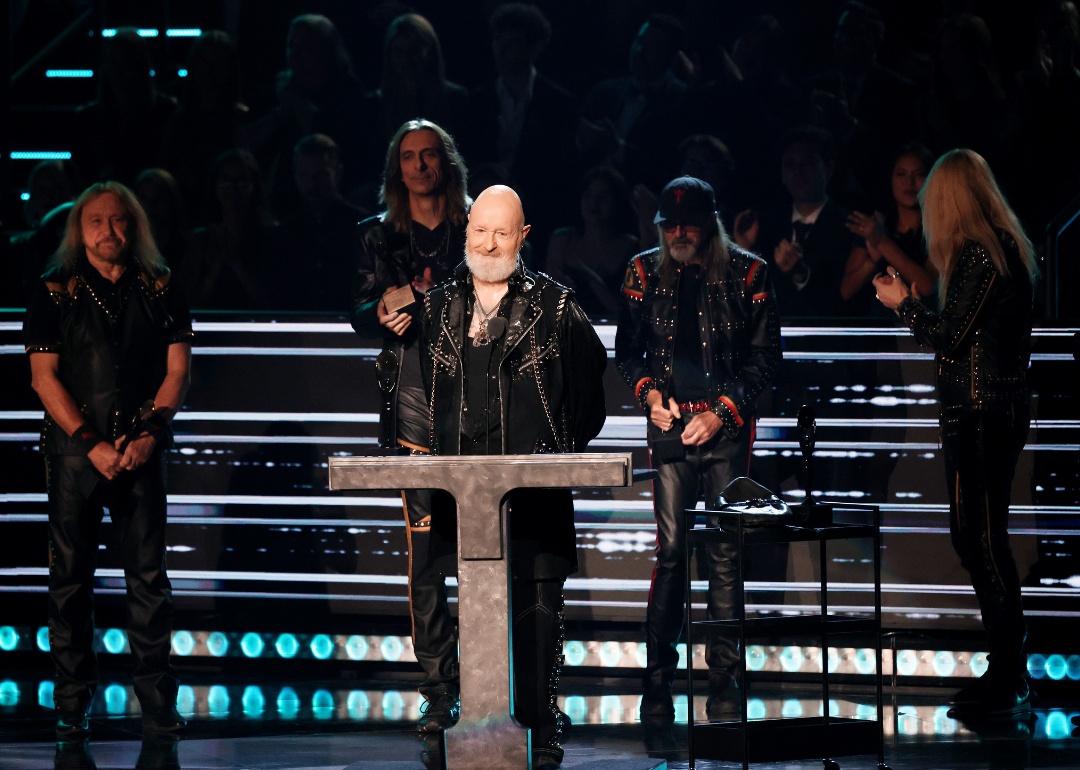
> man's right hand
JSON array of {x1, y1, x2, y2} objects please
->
[
  {"x1": 774, "y1": 239, "x2": 804, "y2": 273},
  {"x1": 647, "y1": 390, "x2": 682, "y2": 432},
  {"x1": 377, "y1": 287, "x2": 412, "y2": 336},
  {"x1": 88, "y1": 442, "x2": 124, "y2": 480}
]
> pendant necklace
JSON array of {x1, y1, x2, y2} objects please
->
[
  {"x1": 472, "y1": 290, "x2": 503, "y2": 347},
  {"x1": 410, "y1": 222, "x2": 450, "y2": 263}
]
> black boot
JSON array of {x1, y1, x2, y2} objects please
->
[
  {"x1": 512, "y1": 578, "x2": 566, "y2": 768},
  {"x1": 418, "y1": 683, "x2": 460, "y2": 733},
  {"x1": 948, "y1": 657, "x2": 1031, "y2": 717},
  {"x1": 56, "y1": 711, "x2": 90, "y2": 742},
  {"x1": 142, "y1": 706, "x2": 186, "y2": 736}
]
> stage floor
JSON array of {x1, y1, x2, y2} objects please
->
[{"x1": 2, "y1": 677, "x2": 1077, "y2": 769}]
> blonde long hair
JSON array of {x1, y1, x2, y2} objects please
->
[
  {"x1": 919, "y1": 149, "x2": 1037, "y2": 307},
  {"x1": 50, "y1": 181, "x2": 168, "y2": 279}
]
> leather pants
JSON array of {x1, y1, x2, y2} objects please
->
[
  {"x1": 646, "y1": 423, "x2": 752, "y2": 696},
  {"x1": 45, "y1": 452, "x2": 178, "y2": 715},
  {"x1": 398, "y1": 385, "x2": 460, "y2": 697},
  {"x1": 942, "y1": 403, "x2": 1030, "y2": 671}
]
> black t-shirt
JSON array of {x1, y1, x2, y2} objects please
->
[{"x1": 670, "y1": 264, "x2": 710, "y2": 402}]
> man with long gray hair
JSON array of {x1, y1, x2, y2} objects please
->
[
  {"x1": 615, "y1": 176, "x2": 781, "y2": 724},
  {"x1": 23, "y1": 182, "x2": 192, "y2": 740}
]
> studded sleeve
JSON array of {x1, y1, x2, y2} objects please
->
[
  {"x1": 560, "y1": 295, "x2": 608, "y2": 450},
  {"x1": 714, "y1": 257, "x2": 782, "y2": 439},
  {"x1": 897, "y1": 242, "x2": 997, "y2": 355},
  {"x1": 614, "y1": 254, "x2": 655, "y2": 409}
]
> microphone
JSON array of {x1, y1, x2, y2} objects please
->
[
  {"x1": 797, "y1": 405, "x2": 816, "y2": 507},
  {"x1": 485, "y1": 317, "x2": 508, "y2": 340}
]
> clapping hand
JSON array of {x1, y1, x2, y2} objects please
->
[{"x1": 872, "y1": 267, "x2": 919, "y2": 310}]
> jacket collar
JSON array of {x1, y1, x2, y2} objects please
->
[{"x1": 443, "y1": 258, "x2": 540, "y2": 357}]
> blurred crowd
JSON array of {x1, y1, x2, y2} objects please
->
[{"x1": 6, "y1": 1, "x2": 1080, "y2": 318}]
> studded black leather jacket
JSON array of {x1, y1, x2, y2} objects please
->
[
  {"x1": 22, "y1": 257, "x2": 193, "y2": 455},
  {"x1": 614, "y1": 246, "x2": 781, "y2": 440},
  {"x1": 350, "y1": 214, "x2": 465, "y2": 446},
  {"x1": 419, "y1": 262, "x2": 608, "y2": 456},
  {"x1": 897, "y1": 235, "x2": 1032, "y2": 409}
]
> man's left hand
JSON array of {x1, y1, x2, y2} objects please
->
[
  {"x1": 116, "y1": 434, "x2": 156, "y2": 472},
  {"x1": 681, "y1": 411, "x2": 722, "y2": 446}
]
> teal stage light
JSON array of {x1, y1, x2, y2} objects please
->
[
  {"x1": 932, "y1": 706, "x2": 956, "y2": 735},
  {"x1": 208, "y1": 685, "x2": 230, "y2": 717},
  {"x1": 0, "y1": 681, "x2": 19, "y2": 706},
  {"x1": 1045, "y1": 710, "x2": 1070, "y2": 739},
  {"x1": 745, "y1": 645, "x2": 767, "y2": 671},
  {"x1": 20, "y1": 192, "x2": 31, "y2": 201},
  {"x1": 781, "y1": 699, "x2": 803, "y2": 718},
  {"x1": 599, "y1": 694, "x2": 623, "y2": 724},
  {"x1": 38, "y1": 680, "x2": 54, "y2": 709},
  {"x1": 104, "y1": 684, "x2": 126, "y2": 714},
  {"x1": 1028, "y1": 653, "x2": 1047, "y2": 679},
  {"x1": 854, "y1": 648, "x2": 876, "y2": 675},
  {"x1": 165, "y1": 28, "x2": 201, "y2": 37},
  {"x1": 635, "y1": 642, "x2": 647, "y2": 668},
  {"x1": 10, "y1": 151, "x2": 72, "y2": 160},
  {"x1": 564, "y1": 695, "x2": 586, "y2": 725},
  {"x1": 970, "y1": 651, "x2": 989, "y2": 678},
  {"x1": 347, "y1": 691, "x2": 370, "y2": 720},
  {"x1": 747, "y1": 698, "x2": 767, "y2": 720},
  {"x1": 1067, "y1": 654, "x2": 1080, "y2": 681},
  {"x1": 171, "y1": 631, "x2": 195, "y2": 656},
  {"x1": 46, "y1": 70, "x2": 93, "y2": 78},
  {"x1": 178, "y1": 69, "x2": 188, "y2": 77},
  {"x1": 137, "y1": 29, "x2": 158, "y2": 37},
  {"x1": 0, "y1": 627, "x2": 17, "y2": 651},
  {"x1": 345, "y1": 635, "x2": 368, "y2": 661},
  {"x1": 895, "y1": 649, "x2": 919, "y2": 677},
  {"x1": 177, "y1": 685, "x2": 195, "y2": 716},
  {"x1": 563, "y1": 640, "x2": 586, "y2": 667},
  {"x1": 381, "y1": 691, "x2": 404, "y2": 720},
  {"x1": 277, "y1": 687, "x2": 299, "y2": 719},
  {"x1": 676, "y1": 643, "x2": 687, "y2": 669},
  {"x1": 37, "y1": 627, "x2": 49, "y2": 652},
  {"x1": 599, "y1": 641, "x2": 622, "y2": 667},
  {"x1": 855, "y1": 703, "x2": 877, "y2": 720},
  {"x1": 380, "y1": 636, "x2": 403, "y2": 662},
  {"x1": 312, "y1": 689, "x2": 334, "y2": 719},
  {"x1": 310, "y1": 634, "x2": 334, "y2": 660},
  {"x1": 779, "y1": 646, "x2": 803, "y2": 673},
  {"x1": 241, "y1": 633, "x2": 264, "y2": 658},
  {"x1": 242, "y1": 686, "x2": 265, "y2": 716},
  {"x1": 275, "y1": 633, "x2": 299, "y2": 658},
  {"x1": 102, "y1": 629, "x2": 127, "y2": 654},
  {"x1": 932, "y1": 650, "x2": 955, "y2": 677},
  {"x1": 206, "y1": 632, "x2": 228, "y2": 657},
  {"x1": 1045, "y1": 654, "x2": 1067, "y2": 681},
  {"x1": 826, "y1": 646, "x2": 840, "y2": 674}
]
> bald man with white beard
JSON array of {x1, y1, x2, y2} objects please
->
[{"x1": 416, "y1": 186, "x2": 607, "y2": 768}]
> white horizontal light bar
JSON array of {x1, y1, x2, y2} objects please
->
[{"x1": 46, "y1": 69, "x2": 93, "y2": 78}]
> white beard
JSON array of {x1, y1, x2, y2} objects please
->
[
  {"x1": 465, "y1": 248, "x2": 518, "y2": 283},
  {"x1": 669, "y1": 243, "x2": 697, "y2": 263}
]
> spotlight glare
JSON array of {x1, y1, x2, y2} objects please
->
[
  {"x1": 312, "y1": 689, "x2": 334, "y2": 719},
  {"x1": 563, "y1": 640, "x2": 586, "y2": 667},
  {"x1": 380, "y1": 636, "x2": 403, "y2": 662},
  {"x1": 0, "y1": 627, "x2": 17, "y2": 651},
  {"x1": 345, "y1": 635, "x2": 368, "y2": 661},
  {"x1": 0, "y1": 680, "x2": 19, "y2": 706},
  {"x1": 102, "y1": 629, "x2": 127, "y2": 654},
  {"x1": 104, "y1": 683, "x2": 126, "y2": 714},
  {"x1": 37, "y1": 627, "x2": 50, "y2": 652},
  {"x1": 171, "y1": 630, "x2": 195, "y2": 656},
  {"x1": 275, "y1": 633, "x2": 298, "y2": 658},
  {"x1": 854, "y1": 648, "x2": 876, "y2": 675},
  {"x1": 38, "y1": 680, "x2": 54, "y2": 709},
  {"x1": 206, "y1": 632, "x2": 229, "y2": 657},
  {"x1": 241, "y1": 633, "x2": 264, "y2": 658},
  {"x1": 208, "y1": 684, "x2": 230, "y2": 717},
  {"x1": 1028, "y1": 653, "x2": 1047, "y2": 680},
  {"x1": 310, "y1": 634, "x2": 334, "y2": 660},
  {"x1": 931, "y1": 650, "x2": 956, "y2": 678},
  {"x1": 1045, "y1": 654, "x2": 1067, "y2": 681},
  {"x1": 746, "y1": 645, "x2": 767, "y2": 671},
  {"x1": 896, "y1": 649, "x2": 919, "y2": 677}
]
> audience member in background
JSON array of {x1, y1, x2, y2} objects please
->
[
  {"x1": 357, "y1": 14, "x2": 468, "y2": 206},
  {"x1": 276, "y1": 135, "x2": 365, "y2": 311},
  {"x1": 730, "y1": 15, "x2": 805, "y2": 133},
  {"x1": 350, "y1": 122, "x2": 470, "y2": 736},
  {"x1": 1007, "y1": 1, "x2": 1080, "y2": 234},
  {"x1": 579, "y1": 15, "x2": 689, "y2": 188},
  {"x1": 134, "y1": 169, "x2": 191, "y2": 274},
  {"x1": 925, "y1": 14, "x2": 1009, "y2": 172},
  {"x1": 546, "y1": 166, "x2": 638, "y2": 316},
  {"x1": 178, "y1": 150, "x2": 275, "y2": 309},
  {"x1": 842, "y1": 143, "x2": 937, "y2": 315},
  {"x1": 162, "y1": 31, "x2": 250, "y2": 222},
  {"x1": 72, "y1": 29, "x2": 178, "y2": 185},
  {"x1": 808, "y1": 2, "x2": 918, "y2": 209},
  {"x1": 22, "y1": 160, "x2": 81, "y2": 229},
  {"x1": 465, "y1": 3, "x2": 578, "y2": 252},
  {"x1": 629, "y1": 135, "x2": 736, "y2": 253},
  {"x1": 236, "y1": 14, "x2": 365, "y2": 218},
  {"x1": 733, "y1": 127, "x2": 852, "y2": 317}
]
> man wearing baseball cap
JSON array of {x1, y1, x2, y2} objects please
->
[{"x1": 615, "y1": 176, "x2": 781, "y2": 724}]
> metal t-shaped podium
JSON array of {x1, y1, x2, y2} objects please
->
[{"x1": 328, "y1": 453, "x2": 636, "y2": 770}]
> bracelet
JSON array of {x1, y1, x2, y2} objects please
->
[{"x1": 72, "y1": 423, "x2": 105, "y2": 455}]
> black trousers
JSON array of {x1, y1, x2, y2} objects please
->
[
  {"x1": 46, "y1": 452, "x2": 178, "y2": 715},
  {"x1": 397, "y1": 389, "x2": 565, "y2": 745},
  {"x1": 646, "y1": 424, "x2": 753, "y2": 695},
  {"x1": 942, "y1": 403, "x2": 1030, "y2": 669}
]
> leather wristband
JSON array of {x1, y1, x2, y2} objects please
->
[{"x1": 72, "y1": 423, "x2": 105, "y2": 455}]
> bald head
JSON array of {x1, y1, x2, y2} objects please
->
[{"x1": 465, "y1": 185, "x2": 530, "y2": 285}]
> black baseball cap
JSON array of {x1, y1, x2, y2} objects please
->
[{"x1": 653, "y1": 176, "x2": 717, "y2": 225}]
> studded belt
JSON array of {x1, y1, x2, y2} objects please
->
[{"x1": 677, "y1": 400, "x2": 712, "y2": 414}]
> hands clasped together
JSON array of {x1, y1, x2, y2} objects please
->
[
  {"x1": 88, "y1": 434, "x2": 157, "y2": 481},
  {"x1": 646, "y1": 390, "x2": 722, "y2": 446}
]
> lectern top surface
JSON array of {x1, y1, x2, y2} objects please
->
[{"x1": 327, "y1": 452, "x2": 632, "y2": 467}]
